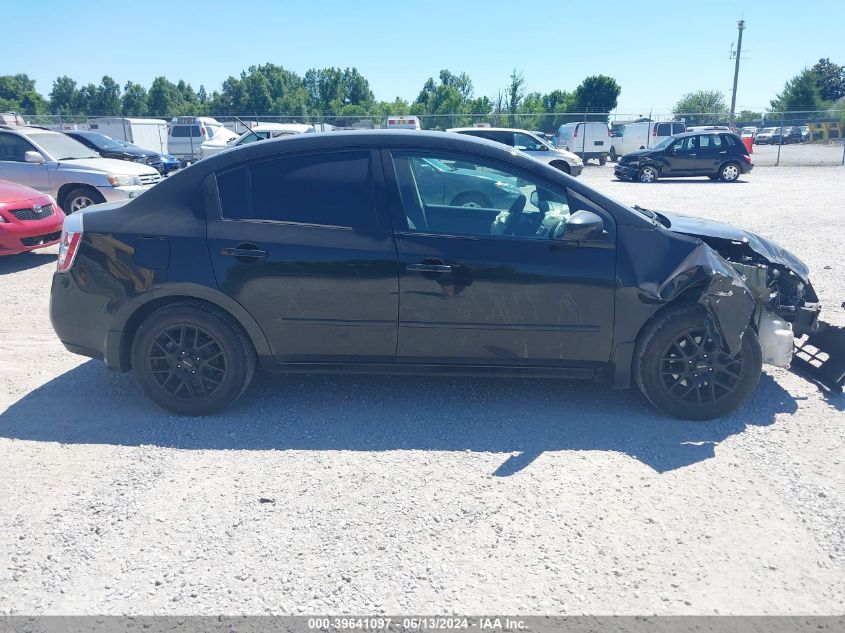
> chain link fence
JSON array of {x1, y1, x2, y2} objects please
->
[{"x1": 8, "y1": 109, "x2": 845, "y2": 166}]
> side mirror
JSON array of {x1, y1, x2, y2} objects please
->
[
  {"x1": 560, "y1": 210, "x2": 605, "y2": 241},
  {"x1": 529, "y1": 190, "x2": 539, "y2": 207},
  {"x1": 25, "y1": 151, "x2": 45, "y2": 164}
]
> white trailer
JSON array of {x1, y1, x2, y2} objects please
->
[{"x1": 87, "y1": 117, "x2": 169, "y2": 154}]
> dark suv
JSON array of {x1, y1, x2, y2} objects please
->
[
  {"x1": 50, "y1": 131, "x2": 829, "y2": 419},
  {"x1": 614, "y1": 132, "x2": 753, "y2": 183},
  {"x1": 65, "y1": 130, "x2": 165, "y2": 174}
]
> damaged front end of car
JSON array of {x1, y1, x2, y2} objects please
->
[{"x1": 661, "y1": 213, "x2": 845, "y2": 392}]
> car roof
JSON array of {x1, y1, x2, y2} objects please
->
[
  {"x1": 0, "y1": 125, "x2": 60, "y2": 136},
  {"x1": 446, "y1": 127, "x2": 538, "y2": 134},
  {"x1": 670, "y1": 130, "x2": 739, "y2": 139}
]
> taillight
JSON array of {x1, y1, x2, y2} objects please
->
[
  {"x1": 653, "y1": 126, "x2": 657, "y2": 136},
  {"x1": 56, "y1": 231, "x2": 81, "y2": 272},
  {"x1": 742, "y1": 155, "x2": 752, "y2": 163},
  {"x1": 574, "y1": 126, "x2": 578, "y2": 137},
  {"x1": 200, "y1": 126, "x2": 206, "y2": 137},
  {"x1": 56, "y1": 213, "x2": 83, "y2": 273}
]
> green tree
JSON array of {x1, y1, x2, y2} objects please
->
[
  {"x1": 735, "y1": 109, "x2": 762, "y2": 123},
  {"x1": 505, "y1": 69, "x2": 525, "y2": 125},
  {"x1": 49, "y1": 76, "x2": 79, "y2": 114},
  {"x1": 673, "y1": 89, "x2": 728, "y2": 125},
  {"x1": 92, "y1": 76, "x2": 121, "y2": 115},
  {"x1": 147, "y1": 77, "x2": 184, "y2": 117},
  {"x1": 0, "y1": 74, "x2": 45, "y2": 114},
  {"x1": 572, "y1": 75, "x2": 621, "y2": 120},
  {"x1": 121, "y1": 82, "x2": 148, "y2": 116},
  {"x1": 770, "y1": 69, "x2": 826, "y2": 114},
  {"x1": 810, "y1": 58, "x2": 845, "y2": 102}
]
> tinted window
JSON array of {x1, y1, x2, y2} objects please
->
[
  {"x1": 656, "y1": 123, "x2": 672, "y2": 136},
  {"x1": 391, "y1": 151, "x2": 570, "y2": 240},
  {"x1": 672, "y1": 123, "x2": 686, "y2": 135},
  {"x1": 721, "y1": 134, "x2": 737, "y2": 147},
  {"x1": 171, "y1": 125, "x2": 202, "y2": 138},
  {"x1": 699, "y1": 135, "x2": 722, "y2": 149},
  {"x1": 0, "y1": 133, "x2": 37, "y2": 162},
  {"x1": 671, "y1": 136, "x2": 697, "y2": 153},
  {"x1": 513, "y1": 132, "x2": 546, "y2": 151},
  {"x1": 217, "y1": 151, "x2": 376, "y2": 228}
]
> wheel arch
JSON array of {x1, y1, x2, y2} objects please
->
[
  {"x1": 57, "y1": 183, "x2": 102, "y2": 208},
  {"x1": 106, "y1": 287, "x2": 273, "y2": 372},
  {"x1": 549, "y1": 160, "x2": 571, "y2": 174}
]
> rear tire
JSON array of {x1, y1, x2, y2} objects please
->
[
  {"x1": 719, "y1": 162, "x2": 741, "y2": 182},
  {"x1": 131, "y1": 302, "x2": 256, "y2": 416},
  {"x1": 634, "y1": 304, "x2": 762, "y2": 420},
  {"x1": 598, "y1": 155, "x2": 607, "y2": 166}
]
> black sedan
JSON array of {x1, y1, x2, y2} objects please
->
[
  {"x1": 614, "y1": 131, "x2": 753, "y2": 183},
  {"x1": 65, "y1": 130, "x2": 164, "y2": 173},
  {"x1": 114, "y1": 139, "x2": 181, "y2": 175},
  {"x1": 49, "y1": 130, "x2": 832, "y2": 420}
]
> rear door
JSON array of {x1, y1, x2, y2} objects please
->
[{"x1": 207, "y1": 148, "x2": 399, "y2": 363}]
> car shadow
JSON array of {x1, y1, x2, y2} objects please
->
[
  {"x1": 0, "y1": 361, "x2": 799, "y2": 476},
  {"x1": 0, "y1": 251, "x2": 55, "y2": 274}
]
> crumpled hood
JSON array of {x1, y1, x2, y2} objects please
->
[
  {"x1": 621, "y1": 148, "x2": 659, "y2": 161},
  {"x1": 661, "y1": 212, "x2": 811, "y2": 283}
]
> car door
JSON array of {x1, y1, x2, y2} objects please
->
[
  {"x1": 206, "y1": 148, "x2": 399, "y2": 364},
  {"x1": 694, "y1": 134, "x2": 724, "y2": 175},
  {"x1": 663, "y1": 136, "x2": 697, "y2": 176},
  {"x1": 0, "y1": 132, "x2": 51, "y2": 194},
  {"x1": 384, "y1": 148, "x2": 616, "y2": 367}
]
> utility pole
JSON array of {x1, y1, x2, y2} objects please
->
[{"x1": 729, "y1": 19, "x2": 746, "y2": 127}]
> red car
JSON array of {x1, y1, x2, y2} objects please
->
[{"x1": 0, "y1": 180, "x2": 65, "y2": 256}]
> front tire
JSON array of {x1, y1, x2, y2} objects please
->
[
  {"x1": 131, "y1": 302, "x2": 256, "y2": 416},
  {"x1": 62, "y1": 186, "x2": 105, "y2": 214},
  {"x1": 634, "y1": 304, "x2": 762, "y2": 420},
  {"x1": 638, "y1": 166, "x2": 658, "y2": 183}
]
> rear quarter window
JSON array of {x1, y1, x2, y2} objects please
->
[
  {"x1": 217, "y1": 151, "x2": 376, "y2": 228},
  {"x1": 171, "y1": 125, "x2": 202, "y2": 138}
]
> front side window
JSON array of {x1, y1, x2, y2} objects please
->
[
  {"x1": 513, "y1": 132, "x2": 546, "y2": 151},
  {"x1": 671, "y1": 136, "x2": 697, "y2": 153},
  {"x1": 0, "y1": 133, "x2": 37, "y2": 162},
  {"x1": 217, "y1": 151, "x2": 376, "y2": 228},
  {"x1": 391, "y1": 151, "x2": 571, "y2": 239}
]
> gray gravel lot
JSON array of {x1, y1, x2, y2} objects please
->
[{"x1": 0, "y1": 165, "x2": 843, "y2": 615}]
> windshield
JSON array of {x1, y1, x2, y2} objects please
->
[
  {"x1": 652, "y1": 136, "x2": 675, "y2": 150},
  {"x1": 30, "y1": 133, "x2": 99, "y2": 160},
  {"x1": 79, "y1": 132, "x2": 126, "y2": 151}
]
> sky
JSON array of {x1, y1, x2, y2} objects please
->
[{"x1": 4, "y1": 0, "x2": 843, "y2": 115}]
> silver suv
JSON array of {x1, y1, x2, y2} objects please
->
[{"x1": 0, "y1": 125, "x2": 161, "y2": 213}]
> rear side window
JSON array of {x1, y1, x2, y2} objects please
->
[
  {"x1": 656, "y1": 123, "x2": 672, "y2": 136},
  {"x1": 672, "y1": 123, "x2": 686, "y2": 135},
  {"x1": 217, "y1": 151, "x2": 376, "y2": 228}
]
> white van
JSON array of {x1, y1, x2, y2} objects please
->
[
  {"x1": 198, "y1": 123, "x2": 316, "y2": 159},
  {"x1": 554, "y1": 122, "x2": 610, "y2": 164},
  {"x1": 167, "y1": 116, "x2": 237, "y2": 163},
  {"x1": 610, "y1": 120, "x2": 686, "y2": 161},
  {"x1": 88, "y1": 117, "x2": 169, "y2": 154}
]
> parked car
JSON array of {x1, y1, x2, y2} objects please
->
[
  {"x1": 610, "y1": 121, "x2": 686, "y2": 162},
  {"x1": 167, "y1": 117, "x2": 238, "y2": 163},
  {"x1": 800, "y1": 125, "x2": 810, "y2": 142},
  {"x1": 199, "y1": 123, "x2": 314, "y2": 160},
  {"x1": 0, "y1": 179, "x2": 65, "y2": 256},
  {"x1": 113, "y1": 139, "x2": 181, "y2": 175},
  {"x1": 65, "y1": 130, "x2": 165, "y2": 173},
  {"x1": 740, "y1": 126, "x2": 758, "y2": 140},
  {"x1": 553, "y1": 122, "x2": 610, "y2": 164},
  {"x1": 447, "y1": 127, "x2": 583, "y2": 176},
  {"x1": 614, "y1": 132, "x2": 752, "y2": 183},
  {"x1": 782, "y1": 126, "x2": 803, "y2": 144},
  {"x1": 0, "y1": 125, "x2": 161, "y2": 213},
  {"x1": 754, "y1": 127, "x2": 777, "y2": 144},
  {"x1": 49, "y1": 130, "x2": 833, "y2": 420}
]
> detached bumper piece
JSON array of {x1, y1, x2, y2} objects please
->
[{"x1": 793, "y1": 321, "x2": 845, "y2": 392}]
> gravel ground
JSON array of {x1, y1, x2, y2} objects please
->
[{"x1": 0, "y1": 165, "x2": 843, "y2": 616}]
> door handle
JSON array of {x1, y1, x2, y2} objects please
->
[
  {"x1": 220, "y1": 243, "x2": 267, "y2": 260},
  {"x1": 407, "y1": 261, "x2": 452, "y2": 273}
]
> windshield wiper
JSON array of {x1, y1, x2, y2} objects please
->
[{"x1": 633, "y1": 204, "x2": 656, "y2": 219}]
